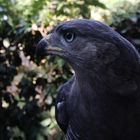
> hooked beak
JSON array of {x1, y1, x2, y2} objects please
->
[
  {"x1": 36, "y1": 34, "x2": 70, "y2": 64},
  {"x1": 36, "y1": 34, "x2": 67, "y2": 65},
  {"x1": 36, "y1": 35, "x2": 64, "y2": 62}
]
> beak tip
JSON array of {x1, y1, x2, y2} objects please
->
[
  {"x1": 36, "y1": 38, "x2": 48, "y2": 56},
  {"x1": 36, "y1": 38, "x2": 48, "y2": 64}
]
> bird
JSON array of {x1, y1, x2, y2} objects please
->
[{"x1": 37, "y1": 19, "x2": 140, "y2": 140}]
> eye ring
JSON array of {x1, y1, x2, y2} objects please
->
[{"x1": 64, "y1": 32, "x2": 75, "y2": 43}]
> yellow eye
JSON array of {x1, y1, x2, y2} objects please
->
[{"x1": 64, "y1": 32, "x2": 75, "y2": 43}]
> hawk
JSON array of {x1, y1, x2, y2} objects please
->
[{"x1": 37, "y1": 19, "x2": 140, "y2": 140}]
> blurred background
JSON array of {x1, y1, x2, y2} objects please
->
[{"x1": 0, "y1": 0, "x2": 140, "y2": 139}]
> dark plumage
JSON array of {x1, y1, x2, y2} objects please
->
[
  {"x1": 37, "y1": 19, "x2": 140, "y2": 140},
  {"x1": 55, "y1": 76, "x2": 74, "y2": 133}
]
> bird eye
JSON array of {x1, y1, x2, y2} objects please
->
[{"x1": 64, "y1": 32, "x2": 75, "y2": 43}]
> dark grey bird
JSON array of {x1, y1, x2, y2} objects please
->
[{"x1": 37, "y1": 19, "x2": 140, "y2": 140}]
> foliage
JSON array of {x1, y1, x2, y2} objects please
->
[
  {"x1": 0, "y1": 0, "x2": 140, "y2": 140},
  {"x1": 0, "y1": 20, "x2": 68, "y2": 140},
  {"x1": 111, "y1": 8, "x2": 140, "y2": 52}
]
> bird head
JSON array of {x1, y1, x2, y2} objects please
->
[
  {"x1": 37, "y1": 20, "x2": 98, "y2": 70},
  {"x1": 37, "y1": 19, "x2": 140, "y2": 94},
  {"x1": 37, "y1": 20, "x2": 117, "y2": 71}
]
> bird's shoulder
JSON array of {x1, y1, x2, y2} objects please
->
[
  {"x1": 56, "y1": 76, "x2": 75, "y2": 102},
  {"x1": 55, "y1": 76, "x2": 75, "y2": 133}
]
